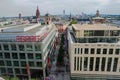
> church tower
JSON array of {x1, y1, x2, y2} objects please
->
[
  {"x1": 96, "y1": 10, "x2": 100, "y2": 17},
  {"x1": 36, "y1": 6, "x2": 40, "y2": 23},
  {"x1": 45, "y1": 13, "x2": 51, "y2": 25}
]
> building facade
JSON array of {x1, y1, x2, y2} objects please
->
[
  {"x1": 0, "y1": 23, "x2": 58, "y2": 79},
  {"x1": 67, "y1": 24, "x2": 120, "y2": 80}
]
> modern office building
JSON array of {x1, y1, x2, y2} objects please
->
[
  {"x1": 67, "y1": 24, "x2": 120, "y2": 80},
  {"x1": 0, "y1": 23, "x2": 58, "y2": 79}
]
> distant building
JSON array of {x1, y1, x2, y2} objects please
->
[
  {"x1": 45, "y1": 13, "x2": 51, "y2": 25},
  {"x1": 92, "y1": 10, "x2": 106, "y2": 23},
  {"x1": 67, "y1": 24, "x2": 120, "y2": 80},
  {"x1": 36, "y1": 6, "x2": 40, "y2": 23}
]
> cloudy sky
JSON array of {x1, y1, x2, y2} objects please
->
[{"x1": 0, "y1": 0, "x2": 120, "y2": 17}]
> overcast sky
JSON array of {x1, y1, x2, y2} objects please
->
[{"x1": 0, "y1": 0, "x2": 120, "y2": 17}]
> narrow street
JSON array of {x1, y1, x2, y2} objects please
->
[{"x1": 47, "y1": 33, "x2": 70, "y2": 80}]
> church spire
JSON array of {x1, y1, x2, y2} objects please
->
[{"x1": 36, "y1": 6, "x2": 40, "y2": 23}]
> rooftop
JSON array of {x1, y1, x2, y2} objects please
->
[{"x1": 72, "y1": 24, "x2": 120, "y2": 30}]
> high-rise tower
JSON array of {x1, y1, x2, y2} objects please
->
[{"x1": 96, "y1": 10, "x2": 99, "y2": 17}]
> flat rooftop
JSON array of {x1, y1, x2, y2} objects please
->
[{"x1": 72, "y1": 24, "x2": 120, "y2": 30}]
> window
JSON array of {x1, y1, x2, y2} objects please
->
[
  {"x1": 84, "y1": 48, "x2": 88, "y2": 54},
  {"x1": 26, "y1": 44, "x2": 33, "y2": 51},
  {"x1": 3, "y1": 44, "x2": 9, "y2": 50},
  {"x1": 0, "y1": 52, "x2": 3, "y2": 58},
  {"x1": 109, "y1": 49, "x2": 113, "y2": 54},
  {"x1": 78, "y1": 48, "x2": 80, "y2": 54},
  {"x1": 28, "y1": 53, "x2": 33, "y2": 59},
  {"x1": 81, "y1": 48, "x2": 82, "y2": 54},
  {"x1": 115, "y1": 49, "x2": 120, "y2": 55},
  {"x1": 7, "y1": 68, "x2": 13, "y2": 73},
  {"x1": 4, "y1": 52, "x2": 10, "y2": 59},
  {"x1": 0, "y1": 44, "x2": 1, "y2": 50},
  {"x1": 12, "y1": 53, "x2": 18, "y2": 59},
  {"x1": 113, "y1": 58, "x2": 118, "y2": 72},
  {"x1": 29, "y1": 61, "x2": 34, "y2": 67},
  {"x1": 35, "y1": 44, "x2": 41, "y2": 51},
  {"x1": 75, "y1": 48, "x2": 76, "y2": 54},
  {"x1": 15, "y1": 68, "x2": 20, "y2": 74},
  {"x1": 6, "y1": 60, "x2": 12, "y2": 66},
  {"x1": 74, "y1": 57, "x2": 76, "y2": 71},
  {"x1": 0, "y1": 60, "x2": 4, "y2": 66},
  {"x1": 95, "y1": 57, "x2": 100, "y2": 71},
  {"x1": 20, "y1": 53, "x2": 25, "y2": 59},
  {"x1": 89, "y1": 57, "x2": 94, "y2": 71},
  {"x1": 101, "y1": 57, "x2": 106, "y2": 71},
  {"x1": 80, "y1": 57, "x2": 82, "y2": 71},
  {"x1": 107, "y1": 58, "x2": 112, "y2": 71},
  {"x1": 91, "y1": 48, "x2": 94, "y2": 54},
  {"x1": 13, "y1": 61, "x2": 19, "y2": 66},
  {"x1": 97, "y1": 48, "x2": 101, "y2": 54},
  {"x1": 22, "y1": 69, "x2": 27, "y2": 74},
  {"x1": 84, "y1": 57, "x2": 88, "y2": 71},
  {"x1": 19, "y1": 45, "x2": 24, "y2": 51},
  {"x1": 103, "y1": 49, "x2": 107, "y2": 54},
  {"x1": 36, "y1": 62, "x2": 42, "y2": 67},
  {"x1": 1, "y1": 68, "x2": 6, "y2": 73},
  {"x1": 36, "y1": 53, "x2": 42, "y2": 59},
  {"x1": 21, "y1": 61, "x2": 26, "y2": 67},
  {"x1": 77, "y1": 57, "x2": 79, "y2": 70},
  {"x1": 11, "y1": 44, "x2": 17, "y2": 51}
]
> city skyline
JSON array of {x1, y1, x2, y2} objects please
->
[{"x1": 0, "y1": 0, "x2": 120, "y2": 17}]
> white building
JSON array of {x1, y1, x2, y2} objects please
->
[
  {"x1": 67, "y1": 24, "x2": 120, "y2": 80},
  {"x1": 0, "y1": 23, "x2": 58, "y2": 79}
]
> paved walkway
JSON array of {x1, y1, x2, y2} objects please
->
[{"x1": 48, "y1": 33, "x2": 70, "y2": 80}]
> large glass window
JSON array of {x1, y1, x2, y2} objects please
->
[
  {"x1": 29, "y1": 61, "x2": 34, "y2": 67},
  {"x1": 109, "y1": 49, "x2": 113, "y2": 54},
  {"x1": 13, "y1": 61, "x2": 19, "y2": 66},
  {"x1": 84, "y1": 48, "x2": 88, "y2": 54},
  {"x1": 110, "y1": 30, "x2": 119, "y2": 36},
  {"x1": 36, "y1": 62, "x2": 42, "y2": 67},
  {"x1": 84, "y1": 57, "x2": 88, "y2": 71},
  {"x1": 0, "y1": 52, "x2": 3, "y2": 58},
  {"x1": 12, "y1": 53, "x2": 18, "y2": 59},
  {"x1": 35, "y1": 44, "x2": 41, "y2": 51},
  {"x1": 107, "y1": 58, "x2": 112, "y2": 71},
  {"x1": 1, "y1": 68, "x2": 6, "y2": 73},
  {"x1": 3, "y1": 44, "x2": 9, "y2": 50},
  {"x1": 6, "y1": 60, "x2": 12, "y2": 66},
  {"x1": 103, "y1": 49, "x2": 107, "y2": 54},
  {"x1": 89, "y1": 57, "x2": 94, "y2": 71},
  {"x1": 22, "y1": 69, "x2": 27, "y2": 74},
  {"x1": 20, "y1": 53, "x2": 25, "y2": 59},
  {"x1": 21, "y1": 61, "x2": 26, "y2": 67},
  {"x1": 19, "y1": 45, "x2": 24, "y2": 51},
  {"x1": 15, "y1": 68, "x2": 20, "y2": 74},
  {"x1": 7, "y1": 68, "x2": 13, "y2": 73},
  {"x1": 101, "y1": 57, "x2": 106, "y2": 71},
  {"x1": 95, "y1": 57, "x2": 100, "y2": 71},
  {"x1": 115, "y1": 49, "x2": 120, "y2": 55},
  {"x1": 26, "y1": 44, "x2": 33, "y2": 51},
  {"x1": 113, "y1": 58, "x2": 118, "y2": 72},
  {"x1": 11, "y1": 44, "x2": 17, "y2": 51},
  {"x1": 97, "y1": 48, "x2": 101, "y2": 54},
  {"x1": 28, "y1": 53, "x2": 33, "y2": 59},
  {"x1": 0, "y1": 60, "x2": 4, "y2": 66},
  {"x1": 36, "y1": 53, "x2": 42, "y2": 59},
  {"x1": 4, "y1": 52, "x2": 10, "y2": 59}
]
